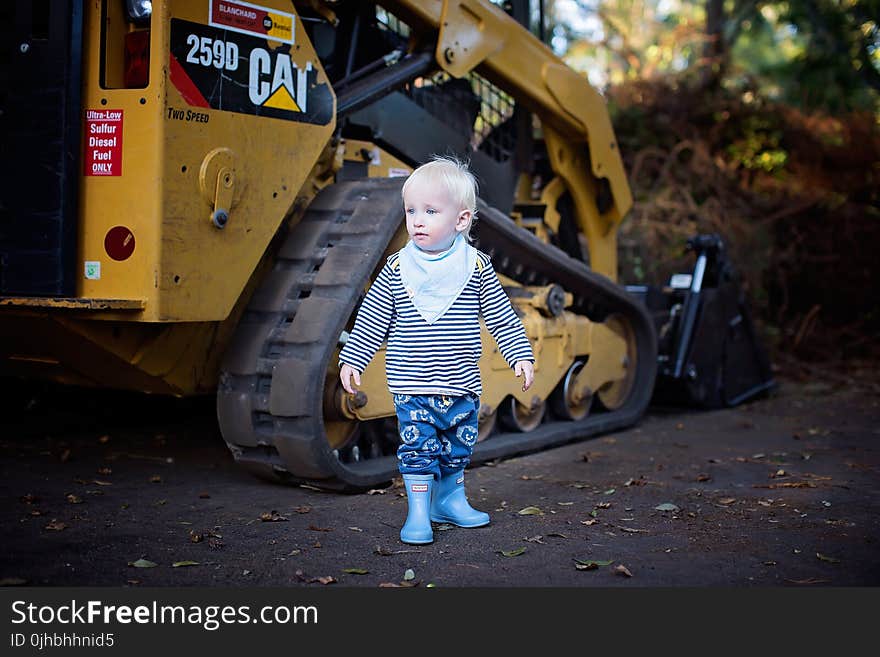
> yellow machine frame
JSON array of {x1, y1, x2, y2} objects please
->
[{"x1": 0, "y1": 0, "x2": 632, "y2": 400}]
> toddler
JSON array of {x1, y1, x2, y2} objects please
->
[{"x1": 339, "y1": 157, "x2": 535, "y2": 544}]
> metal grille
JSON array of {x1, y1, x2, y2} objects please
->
[
  {"x1": 374, "y1": 9, "x2": 516, "y2": 163},
  {"x1": 375, "y1": 7, "x2": 410, "y2": 38}
]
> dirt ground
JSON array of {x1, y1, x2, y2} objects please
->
[{"x1": 1, "y1": 364, "x2": 878, "y2": 588}]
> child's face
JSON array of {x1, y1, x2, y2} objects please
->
[{"x1": 403, "y1": 178, "x2": 471, "y2": 253}]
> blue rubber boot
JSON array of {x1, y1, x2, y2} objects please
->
[
  {"x1": 430, "y1": 469, "x2": 490, "y2": 527},
  {"x1": 400, "y1": 474, "x2": 434, "y2": 544}
]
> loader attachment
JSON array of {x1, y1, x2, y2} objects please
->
[{"x1": 627, "y1": 234, "x2": 776, "y2": 408}]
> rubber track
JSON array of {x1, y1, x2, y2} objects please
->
[{"x1": 217, "y1": 177, "x2": 658, "y2": 490}]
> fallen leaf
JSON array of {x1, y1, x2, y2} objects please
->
[
  {"x1": 97, "y1": 467, "x2": 112, "y2": 475},
  {"x1": 517, "y1": 506, "x2": 544, "y2": 515},
  {"x1": 618, "y1": 526, "x2": 649, "y2": 533},
  {"x1": 128, "y1": 559, "x2": 158, "y2": 568},
  {"x1": 434, "y1": 523, "x2": 455, "y2": 531},
  {"x1": 498, "y1": 547, "x2": 527, "y2": 557},
  {"x1": 172, "y1": 561, "x2": 199, "y2": 567},
  {"x1": 92, "y1": 480, "x2": 113, "y2": 486},
  {"x1": 59, "y1": 448, "x2": 71, "y2": 462},
  {"x1": 520, "y1": 474, "x2": 544, "y2": 480},
  {"x1": 308, "y1": 525, "x2": 332, "y2": 532},
  {"x1": 154, "y1": 499, "x2": 167, "y2": 506},
  {"x1": 816, "y1": 552, "x2": 840, "y2": 564},
  {"x1": 654, "y1": 503, "x2": 679, "y2": 512},
  {"x1": 198, "y1": 492, "x2": 210, "y2": 499},
  {"x1": 574, "y1": 558, "x2": 612, "y2": 570},
  {"x1": 603, "y1": 488, "x2": 616, "y2": 495},
  {"x1": 20, "y1": 494, "x2": 40, "y2": 505},
  {"x1": 348, "y1": 527, "x2": 363, "y2": 532},
  {"x1": 524, "y1": 535, "x2": 545, "y2": 544},
  {"x1": 311, "y1": 576, "x2": 336, "y2": 585},
  {"x1": 0, "y1": 577, "x2": 27, "y2": 586},
  {"x1": 66, "y1": 494, "x2": 83, "y2": 504},
  {"x1": 754, "y1": 482, "x2": 816, "y2": 489},
  {"x1": 259, "y1": 510, "x2": 288, "y2": 522},
  {"x1": 675, "y1": 423, "x2": 684, "y2": 430},
  {"x1": 343, "y1": 568, "x2": 369, "y2": 575},
  {"x1": 580, "y1": 519, "x2": 599, "y2": 526},
  {"x1": 696, "y1": 474, "x2": 711, "y2": 482},
  {"x1": 557, "y1": 501, "x2": 574, "y2": 506},
  {"x1": 546, "y1": 532, "x2": 568, "y2": 539},
  {"x1": 379, "y1": 582, "x2": 401, "y2": 588},
  {"x1": 595, "y1": 502, "x2": 612, "y2": 509},
  {"x1": 366, "y1": 489, "x2": 386, "y2": 495},
  {"x1": 615, "y1": 564, "x2": 633, "y2": 577},
  {"x1": 589, "y1": 510, "x2": 598, "y2": 518},
  {"x1": 294, "y1": 506, "x2": 311, "y2": 514},
  {"x1": 189, "y1": 530, "x2": 203, "y2": 543},
  {"x1": 44, "y1": 519, "x2": 67, "y2": 531},
  {"x1": 403, "y1": 568, "x2": 415, "y2": 581},
  {"x1": 98, "y1": 435, "x2": 111, "y2": 444},
  {"x1": 786, "y1": 578, "x2": 830, "y2": 585},
  {"x1": 717, "y1": 498, "x2": 736, "y2": 505},
  {"x1": 150, "y1": 475, "x2": 162, "y2": 483},
  {"x1": 375, "y1": 546, "x2": 393, "y2": 556}
]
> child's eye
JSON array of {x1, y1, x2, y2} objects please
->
[
  {"x1": 426, "y1": 208, "x2": 436, "y2": 215},
  {"x1": 406, "y1": 208, "x2": 414, "y2": 214}
]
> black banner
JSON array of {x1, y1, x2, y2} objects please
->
[
  {"x1": 168, "y1": 18, "x2": 333, "y2": 126},
  {"x1": 0, "y1": 587, "x2": 875, "y2": 654}
]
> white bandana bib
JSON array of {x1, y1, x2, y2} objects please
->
[{"x1": 398, "y1": 233, "x2": 478, "y2": 324}]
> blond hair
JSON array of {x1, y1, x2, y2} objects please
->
[{"x1": 401, "y1": 156, "x2": 478, "y2": 240}]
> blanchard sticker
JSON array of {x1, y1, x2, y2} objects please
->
[
  {"x1": 209, "y1": 0, "x2": 294, "y2": 45},
  {"x1": 169, "y1": 18, "x2": 333, "y2": 125}
]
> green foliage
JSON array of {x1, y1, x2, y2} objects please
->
[
  {"x1": 551, "y1": 0, "x2": 879, "y2": 114},
  {"x1": 725, "y1": 115, "x2": 788, "y2": 172}
]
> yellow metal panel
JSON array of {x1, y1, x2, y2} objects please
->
[
  {"x1": 342, "y1": 139, "x2": 413, "y2": 178},
  {"x1": 78, "y1": 1, "x2": 163, "y2": 317},
  {"x1": 78, "y1": 0, "x2": 335, "y2": 322}
]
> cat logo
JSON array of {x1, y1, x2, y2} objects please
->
[{"x1": 248, "y1": 47, "x2": 312, "y2": 114}]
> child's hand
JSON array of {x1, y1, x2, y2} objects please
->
[
  {"x1": 339, "y1": 363, "x2": 361, "y2": 394},
  {"x1": 514, "y1": 360, "x2": 535, "y2": 392}
]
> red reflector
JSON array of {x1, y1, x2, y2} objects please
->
[{"x1": 124, "y1": 30, "x2": 150, "y2": 88}]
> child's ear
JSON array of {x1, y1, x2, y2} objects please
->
[{"x1": 456, "y1": 210, "x2": 472, "y2": 231}]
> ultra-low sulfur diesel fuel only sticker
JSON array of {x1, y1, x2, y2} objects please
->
[{"x1": 83, "y1": 109, "x2": 123, "y2": 176}]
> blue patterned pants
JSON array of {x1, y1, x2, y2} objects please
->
[{"x1": 393, "y1": 393, "x2": 480, "y2": 478}]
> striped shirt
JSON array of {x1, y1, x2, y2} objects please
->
[{"x1": 339, "y1": 250, "x2": 534, "y2": 396}]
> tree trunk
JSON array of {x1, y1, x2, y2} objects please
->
[{"x1": 700, "y1": 0, "x2": 726, "y2": 90}]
